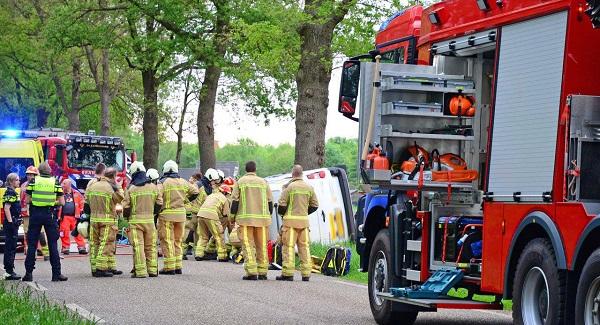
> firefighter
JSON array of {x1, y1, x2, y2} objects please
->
[
  {"x1": 22, "y1": 162, "x2": 68, "y2": 282},
  {"x1": 231, "y1": 161, "x2": 273, "y2": 280},
  {"x1": 276, "y1": 165, "x2": 319, "y2": 282},
  {"x1": 122, "y1": 161, "x2": 159, "y2": 278},
  {"x1": 20, "y1": 166, "x2": 49, "y2": 261},
  {"x1": 86, "y1": 163, "x2": 106, "y2": 191},
  {"x1": 85, "y1": 167, "x2": 124, "y2": 277},
  {"x1": 195, "y1": 184, "x2": 231, "y2": 262},
  {"x1": 59, "y1": 179, "x2": 87, "y2": 255},
  {"x1": 3, "y1": 173, "x2": 22, "y2": 280},
  {"x1": 183, "y1": 172, "x2": 207, "y2": 259},
  {"x1": 156, "y1": 160, "x2": 199, "y2": 275},
  {"x1": 202, "y1": 168, "x2": 223, "y2": 259}
]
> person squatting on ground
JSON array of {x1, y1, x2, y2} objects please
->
[
  {"x1": 122, "y1": 161, "x2": 160, "y2": 278},
  {"x1": 195, "y1": 184, "x2": 231, "y2": 262},
  {"x1": 276, "y1": 165, "x2": 319, "y2": 282},
  {"x1": 59, "y1": 179, "x2": 87, "y2": 255},
  {"x1": 194, "y1": 168, "x2": 222, "y2": 259},
  {"x1": 85, "y1": 167, "x2": 124, "y2": 277},
  {"x1": 231, "y1": 161, "x2": 273, "y2": 281},
  {"x1": 3, "y1": 173, "x2": 23, "y2": 280},
  {"x1": 156, "y1": 160, "x2": 199, "y2": 275},
  {"x1": 183, "y1": 172, "x2": 207, "y2": 259},
  {"x1": 23, "y1": 162, "x2": 68, "y2": 282},
  {"x1": 20, "y1": 166, "x2": 49, "y2": 260}
]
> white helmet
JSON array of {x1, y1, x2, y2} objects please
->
[
  {"x1": 146, "y1": 168, "x2": 160, "y2": 181},
  {"x1": 163, "y1": 160, "x2": 178, "y2": 174},
  {"x1": 205, "y1": 168, "x2": 220, "y2": 182},
  {"x1": 217, "y1": 169, "x2": 225, "y2": 181},
  {"x1": 77, "y1": 221, "x2": 89, "y2": 239},
  {"x1": 129, "y1": 161, "x2": 146, "y2": 175}
]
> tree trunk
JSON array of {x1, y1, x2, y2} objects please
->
[
  {"x1": 100, "y1": 49, "x2": 111, "y2": 135},
  {"x1": 142, "y1": 70, "x2": 160, "y2": 169},
  {"x1": 197, "y1": 64, "x2": 221, "y2": 172},
  {"x1": 294, "y1": 24, "x2": 336, "y2": 169},
  {"x1": 69, "y1": 57, "x2": 81, "y2": 131}
]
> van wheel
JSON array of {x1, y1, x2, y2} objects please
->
[
  {"x1": 575, "y1": 248, "x2": 600, "y2": 325},
  {"x1": 368, "y1": 228, "x2": 418, "y2": 325},
  {"x1": 512, "y1": 238, "x2": 565, "y2": 325}
]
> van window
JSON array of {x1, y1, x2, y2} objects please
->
[
  {"x1": 381, "y1": 47, "x2": 405, "y2": 64},
  {"x1": 55, "y1": 147, "x2": 64, "y2": 167},
  {"x1": 0, "y1": 158, "x2": 34, "y2": 182}
]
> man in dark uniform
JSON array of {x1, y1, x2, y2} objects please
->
[
  {"x1": 3, "y1": 173, "x2": 22, "y2": 280},
  {"x1": 22, "y1": 162, "x2": 68, "y2": 282}
]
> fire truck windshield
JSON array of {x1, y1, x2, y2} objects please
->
[
  {"x1": 67, "y1": 144, "x2": 124, "y2": 171},
  {"x1": 0, "y1": 158, "x2": 34, "y2": 181}
]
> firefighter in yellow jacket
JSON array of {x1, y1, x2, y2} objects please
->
[
  {"x1": 231, "y1": 161, "x2": 273, "y2": 280},
  {"x1": 276, "y1": 165, "x2": 319, "y2": 282},
  {"x1": 122, "y1": 162, "x2": 159, "y2": 278},
  {"x1": 157, "y1": 160, "x2": 199, "y2": 275},
  {"x1": 195, "y1": 184, "x2": 231, "y2": 262},
  {"x1": 85, "y1": 167, "x2": 124, "y2": 277},
  {"x1": 183, "y1": 172, "x2": 207, "y2": 259}
]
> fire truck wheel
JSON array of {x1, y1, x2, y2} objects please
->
[
  {"x1": 368, "y1": 228, "x2": 418, "y2": 325},
  {"x1": 575, "y1": 248, "x2": 600, "y2": 325},
  {"x1": 512, "y1": 238, "x2": 565, "y2": 325}
]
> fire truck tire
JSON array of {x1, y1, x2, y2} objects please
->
[
  {"x1": 512, "y1": 238, "x2": 565, "y2": 325},
  {"x1": 368, "y1": 228, "x2": 418, "y2": 325},
  {"x1": 575, "y1": 248, "x2": 600, "y2": 325}
]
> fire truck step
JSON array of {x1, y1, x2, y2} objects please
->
[{"x1": 376, "y1": 292, "x2": 503, "y2": 310}]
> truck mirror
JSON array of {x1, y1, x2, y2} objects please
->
[{"x1": 338, "y1": 60, "x2": 361, "y2": 119}]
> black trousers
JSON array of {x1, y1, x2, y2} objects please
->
[
  {"x1": 2, "y1": 221, "x2": 19, "y2": 274},
  {"x1": 25, "y1": 210, "x2": 61, "y2": 275}
]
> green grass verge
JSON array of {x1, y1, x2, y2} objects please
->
[
  {"x1": 0, "y1": 282, "x2": 94, "y2": 325},
  {"x1": 309, "y1": 242, "x2": 368, "y2": 285}
]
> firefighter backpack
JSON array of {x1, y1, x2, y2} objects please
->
[{"x1": 320, "y1": 246, "x2": 352, "y2": 276}]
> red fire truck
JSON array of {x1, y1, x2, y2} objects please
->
[
  {"x1": 339, "y1": 1, "x2": 600, "y2": 324},
  {"x1": 32, "y1": 129, "x2": 130, "y2": 192}
]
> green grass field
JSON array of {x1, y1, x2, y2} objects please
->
[
  {"x1": 0, "y1": 283, "x2": 93, "y2": 324},
  {"x1": 309, "y1": 242, "x2": 368, "y2": 284}
]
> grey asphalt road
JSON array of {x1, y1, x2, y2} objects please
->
[{"x1": 3, "y1": 247, "x2": 513, "y2": 325}]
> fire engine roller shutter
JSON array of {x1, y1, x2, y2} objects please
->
[{"x1": 488, "y1": 11, "x2": 567, "y2": 200}]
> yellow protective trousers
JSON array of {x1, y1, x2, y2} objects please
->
[
  {"x1": 195, "y1": 218, "x2": 227, "y2": 259},
  {"x1": 240, "y1": 225, "x2": 268, "y2": 276},
  {"x1": 129, "y1": 222, "x2": 158, "y2": 276},
  {"x1": 158, "y1": 219, "x2": 184, "y2": 271},
  {"x1": 90, "y1": 221, "x2": 117, "y2": 272},
  {"x1": 281, "y1": 226, "x2": 311, "y2": 277},
  {"x1": 183, "y1": 215, "x2": 199, "y2": 250}
]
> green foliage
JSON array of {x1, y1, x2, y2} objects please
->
[
  {"x1": 0, "y1": 284, "x2": 94, "y2": 324},
  {"x1": 309, "y1": 241, "x2": 368, "y2": 284},
  {"x1": 324, "y1": 137, "x2": 358, "y2": 186},
  {"x1": 216, "y1": 138, "x2": 295, "y2": 177}
]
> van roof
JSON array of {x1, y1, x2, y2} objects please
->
[{"x1": 0, "y1": 138, "x2": 39, "y2": 158}]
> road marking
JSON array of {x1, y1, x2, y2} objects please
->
[
  {"x1": 334, "y1": 280, "x2": 367, "y2": 289},
  {"x1": 25, "y1": 282, "x2": 47, "y2": 291},
  {"x1": 66, "y1": 304, "x2": 106, "y2": 323}
]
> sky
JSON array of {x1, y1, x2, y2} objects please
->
[{"x1": 180, "y1": 62, "x2": 360, "y2": 146}]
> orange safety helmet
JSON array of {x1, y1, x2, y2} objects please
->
[
  {"x1": 408, "y1": 145, "x2": 430, "y2": 165},
  {"x1": 449, "y1": 95, "x2": 474, "y2": 116},
  {"x1": 26, "y1": 166, "x2": 39, "y2": 175},
  {"x1": 223, "y1": 177, "x2": 235, "y2": 186},
  {"x1": 219, "y1": 184, "x2": 232, "y2": 195}
]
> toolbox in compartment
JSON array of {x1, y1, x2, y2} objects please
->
[
  {"x1": 382, "y1": 101, "x2": 443, "y2": 115},
  {"x1": 434, "y1": 216, "x2": 483, "y2": 263}
]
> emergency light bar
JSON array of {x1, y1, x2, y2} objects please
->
[
  {"x1": 69, "y1": 134, "x2": 122, "y2": 146},
  {"x1": 0, "y1": 130, "x2": 39, "y2": 139}
]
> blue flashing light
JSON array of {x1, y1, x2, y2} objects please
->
[{"x1": 4, "y1": 130, "x2": 20, "y2": 138}]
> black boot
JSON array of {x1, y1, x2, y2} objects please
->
[
  {"x1": 218, "y1": 256, "x2": 230, "y2": 263},
  {"x1": 95, "y1": 270, "x2": 114, "y2": 277},
  {"x1": 52, "y1": 274, "x2": 68, "y2": 282},
  {"x1": 194, "y1": 256, "x2": 205, "y2": 261},
  {"x1": 242, "y1": 275, "x2": 258, "y2": 281},
  {"x1": 22, "y1": 272, "x2": 33, "y2": 282},
  {"x1": 276, "y1": 275, "x2": 293, "y2": 281},
  {"x1": 174, "y1": 269, "x2": 182, "y2": 274},
  {"x1": 159, "y1": 269, "x2": 175, "y2": 275},
  {"x1": 302, "y1": 276, "x2": 310, "y2": 282},
  {"x1": 4, "y1": 272, "x2": 21, "y2": 281},
  {"x1": 78, "y1": 248, "x2": 88, "y2": 255},
  {"x1": 110, "y1": 270, "x2": 123, "y2": 275},
  {"x1": 182, "y1": 255, "x2": 188, "y2": 260},
  {"x1": 258, "y1": 275, "x2": 268, "y2": 280}
]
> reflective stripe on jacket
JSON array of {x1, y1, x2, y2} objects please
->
[
  {"x1": 185, "y1": 185, "x2": 207, "y2": 215},
  {"x1": 85, "y1": 177, "x2": 124, "y2": 223},
  {"x1": 278, "y1": 178, "x2": 319, "y2": 228},
  {"x1": 232, "y1": 172, "x2": 272, "y2": 227},
  {"x1": 157, "y1": 177, "x2": 199, "y2": 222},
  {"x1": 123, "y1": 183, "x2": 158, "y2": 224},
  {"x1": 197, "y1": 191, "x2": 229, "y2": 221}
]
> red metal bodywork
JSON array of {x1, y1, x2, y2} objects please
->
[
  {"x1": 388, "y1": 0, "x2": 600, "y2": 296},
  {"x1": 375, "y1": 6, "x2": 423, "y2": 62}
]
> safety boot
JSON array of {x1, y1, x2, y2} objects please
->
[
  {"x1": 174, "y1": 269, "x2": 182, "y2": 274},
  {"x1": 78, "y1": 248, "x2": 88, "y2": 255},
  {"x1": 194, "y1": 256, "x2": 205, "y2": 261},
  {"x1": 131, "y1": 274, "x2": 147, "y2": 278},
  {"x1": 61, "y1": 249, "x2": 70, "y2": 255},
  {"x1": 4, "y1": 272, "x2": 21, "y2": 281},
  {"x1": 148, "y1": 273, "x2": 158, "y2": 277},
  {"x1": 183, "y1": 254, "x2": 188, "y2": 260},
  {"x1": 159, "y1": 269, "x2": 175, "y2": 275},
  {"x1": 52, "y1": 274, "x2": 68, "y2": 282},
  {"x1": 302, "y1": 277, "x2": 310, "y2": 282},
  {"x1": 218, "y1": 256, "x2": 230, "y2": 263},
  {"x1": 95, "y1": 270, "x2": 114, "y2": 277},
  {"x1": 22, "y1": 272, "x2": 33, "y2": 282},
  {"x1": 276, "y1": 275, "x2": 293, "y2": 281},
  {"x1": 110, "y1": 270, "x2": 123, "y2": 275},
  {"x1": 242, "y1": 275, "x2": 258, "y2": 281},
  {"x1": 258, "y1": 275, "x2": 268, "y2": 280}
]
